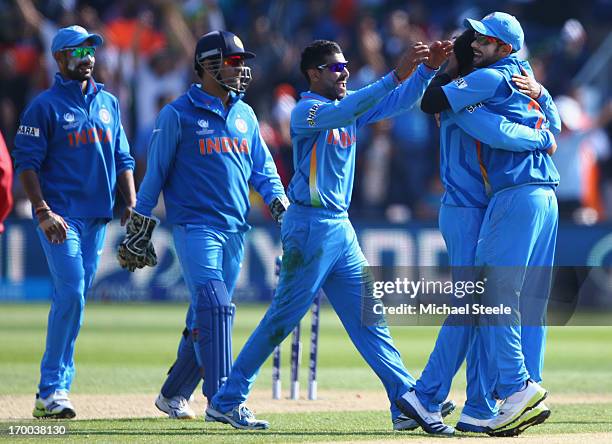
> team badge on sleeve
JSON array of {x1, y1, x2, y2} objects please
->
[
  {"x1": 17, "y1": 125, "x2": 40, "y2": 137},
  {"x1": 99, "y1": 109, "x2": 111, "y2": 124},
  {"x1": 454, "y1": 78, "x2": 468, "y2": 89},
  {"x1": 235, "y1": 118, "x2": 248, "y2": 133},
  {"x1": 64, "y1": 113, "x2": 75, "y2": 122}
]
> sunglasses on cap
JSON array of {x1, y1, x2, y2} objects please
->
[
  {"x1": 223, "y1": 56, "x2": 246, "y2": 67},
  {"x1": 317, "y1": 61, "x2": 349, "y2": 72},
  {"x1": 474, "y1": 33, "x2": 506, "y2": 46},
  {"x1": 63, "y1": 46, "x2": 96, "y2": 58}
]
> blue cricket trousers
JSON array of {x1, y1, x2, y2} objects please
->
[
  {"x1": 212, "y1": 204, "x2": 415, "y2": 419},
  {"x1": 161, "y1": 225, "x2": 244, "y2": 399},
  {"x1": 415, "y1": 205, "x2": 498, "y2": 419},
  {"x1": 37, "y1": 217, "x2": 106, "y2": 398},
  {"x1": 476, "y1": 185, "x2": 557, "y2": 399}
]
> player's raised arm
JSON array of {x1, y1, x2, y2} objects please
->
[
  {"x1": 357, "y1": 41, "x2": 452, "y2": 126},
  {"x1": 291, "y1": 40, "x2": 426, "y2": 134}
]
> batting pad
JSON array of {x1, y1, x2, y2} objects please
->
[
  {"x1": 160, "y1": 328, "x2": 201, "y2": 399},
  {"x1": 193, "y1": 279, "x2": 236, "y2": 400}
]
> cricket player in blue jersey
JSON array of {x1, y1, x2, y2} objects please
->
[
  {"x1": 397, "y1": 30, "x2": 559, "y2": 437},
  {"x1": 13, "y1": 26, "x2": 136, "y2": 419},
  {"x1": 204, "y1": 39, "x2": 457, "y2": 431},
  {"x1": 117, "y1": 31, "x2": 288, "y2": 420},
  {"x1": 397, "y1": 13, "x2": 560, "y2": 436}
]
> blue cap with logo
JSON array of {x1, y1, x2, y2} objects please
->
[
  {"x1": 51, "y1": 25, "x2": 104, "y2": 54},
  {"x1": 464, "y1": 12, "x2": 524, "y2": 52}
]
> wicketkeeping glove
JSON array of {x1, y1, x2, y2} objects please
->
[
  {"x1": 269, "y1": 195, "x2": 290, "y2": 225},
  {"x1": 117, "y1": 211, "x2": 159, "y2": 272}
]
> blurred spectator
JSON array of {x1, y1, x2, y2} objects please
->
[
  {"x1": 553, "y1": 94, "x2": 612, "y2": 223},
  {"x1": 0, "y1": 130, "x2": 13, "y2": 233},
  {"x1": 545, "y1": 19, "x2": 590, "y2": 97},
  {"x1": 1, "y1": 1, "x2": 611, "y2": 222},
  {"x1": 133, "y1": 93, "x2": 176, "y2": 186}
]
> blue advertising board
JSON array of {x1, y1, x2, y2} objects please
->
[{"x1": 0, "y1": 220, "x2": 610, "y2": 302}]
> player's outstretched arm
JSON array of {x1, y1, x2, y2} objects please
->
[
  {"x1": 291, "y1": 43, "x2": 432, "y2": 134},
  {"x1": 453, "y1": 106, "x2": 556, "y2": 153},
  {"x1": 356, "y1": 41, "x2": 448, "y2": 126},
  {"x1": 393, "y1": 41, "x2": 431, "y2": 80}
]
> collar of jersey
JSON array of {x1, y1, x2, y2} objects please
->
[
  {"x1": 487, "y1": 54, "x2": 519, "y2": 70},
  {"x1": 300, "y1": 91, "x2": 333, "y2": 102},
  {"x1": 54, "y1": 73, "x2": 103, "y2": 95},
  {"x1": 187, "y1": 84, "x2": 241, "y2": 118}
]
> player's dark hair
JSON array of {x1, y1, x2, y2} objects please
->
[
  {"x1": 454, "y1": 29, "x2": 475, "y2": 77},
  {"x1": 300, "y1": 40, "x2": 343, "y2": 83}
]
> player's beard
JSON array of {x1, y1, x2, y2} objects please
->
[
  {"x1": 66, "y1": 56, "x2": 95, "y2": 81},
  {"x1": 333, "y1": 76, "x2": 348, "y2": 100}
]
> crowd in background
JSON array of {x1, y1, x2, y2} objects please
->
[{"x1": 1, "y1": 0, "x2": 611, "y2": 224}]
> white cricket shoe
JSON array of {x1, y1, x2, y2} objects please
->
[
  {"x1": 32, "y1": 390, "x2": 76, "y2": 419},
  {"x1": 489, "y1": 402, "x2": 551, "y2": 437},
  {"x1": 394, "y1": 399, "x2": 456, "y2": 431},
  {"x1": 455, "y1": 412, "x2": 495, "y2": 433},
  {"x1": 205, "y1": 403, "x2": 269, "y2": 430},
  {"x1": 155, "y1": 393, "x2": 196, "y2": 419},
  {"x1": 489, "y1": 380, "x2": 547, "y2": 431},
  {"x1": 395, "y1": 389, "x2": 455, "y2": 436}
]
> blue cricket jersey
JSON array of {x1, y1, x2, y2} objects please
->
[
  {"x1": 135, "y1": 85, "x2": 285, "y2": 231},
  {"x1": 439, "y1": 98, "x2": 558, "y2": 207},
  {"x1": 13, "y1": 73, "x2": 134, "y2": 219},
  {"x1": 442, "y1": 56, "x2": 560, "y2": 194},
  {"x1": 289, "y1": 65, "x2": 436, "y2": 211}
]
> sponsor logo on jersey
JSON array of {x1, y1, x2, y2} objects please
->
[
  {"x1": 235, "y1": 117, "x2": 248, "y2": 133},
  {"x1": 466, "y1": 102, "x2": 484, "y2": 113},
  {"x1": 196, "y1": 119, "x2": 214, "y2": 135},
  {"x1": 307, "y1": 104, "x2": 321, "y2": 126},
  {"x1": 99, "y1": 108, "x2": 111, "y2": 124},
  {"x1": 198, "y1": 137, "x2": 250, "y2": 155},
  {"x1": 326, "y1": 128, "x2": 356, "y2": 148},
  {"x1": 454, "y1": 77, "x2": 467, "y2": 89},
  {"x1": 62, "y1": 112, "x2": 80, "y2": 130},
  {"x1": 17, "y1": 125, "x2": 40, "y2": 137},
  {"x1": 67, "y1": 127, "x2": 112, "y2": 147}
]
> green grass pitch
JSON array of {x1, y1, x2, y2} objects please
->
[{"x1": 1, "y1": 303, "x2": 611, "y2": 442}]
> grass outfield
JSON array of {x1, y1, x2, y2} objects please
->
[{"x1": 1, "y1": 303, "x2": 611, "y2": 442}]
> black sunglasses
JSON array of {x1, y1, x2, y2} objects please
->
[{"x1": 317, "y1": 62, "x2": 349, "y2": 72}]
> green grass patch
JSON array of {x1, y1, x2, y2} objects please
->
[
  {"x1": 1, "y1": 404, "x2": 611, "y2": 443},
  {"x1": 1, "y1": 303, "x2": 611, "y2": 396}
]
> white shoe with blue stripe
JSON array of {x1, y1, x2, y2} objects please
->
[
  {"x1": 393, "y1": 399, "x2": 456, "y2": 431},
  {"x1": 205, "y1": 403, "x2": 269, "y2": 430},
  {"x1": 395, "y1": 389, "x2": 455, "y2": 436},
  {"x1": 32, "y1": 390, "x2": 76, "y2": 419},
  {"x1": 455, "y1": 412, "x2": 494, "y2": 433}
]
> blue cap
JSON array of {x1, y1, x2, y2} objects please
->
[
  {"x1": 51, "y1": 25, "x2": 103, "y2": 54},
  {"x1": 464, "y1": 12, "x2": 524, "y2": 52}
]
